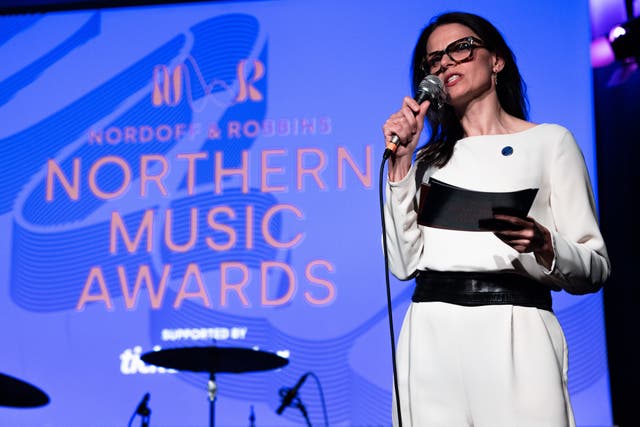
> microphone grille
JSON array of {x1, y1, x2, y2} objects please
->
[
  {"x1": 418, "y1": 75, "x2": 445, "y2": 110},
  {"x1": 419, "y1": 74, "x2": 443, "y2": 90}
]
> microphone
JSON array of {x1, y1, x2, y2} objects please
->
[
  {"x1": 135, "y1": 392, "x2": 150, "y2": 416},
  {"x1": 276, "y1": 373, "x2": 309, "y2": 415},
  {"x1": 383, "y1": 74, "x2": 446, "y2": 159}
]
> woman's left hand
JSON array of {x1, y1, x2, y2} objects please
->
[{"x1": 490, "y1": 214, "x2": 555, "y2": 270}]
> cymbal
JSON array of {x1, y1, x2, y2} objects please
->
[
  {"x1": 141, "y1": 346, "x2": 289, "y2": 374},
  {"x1": 0, "y1": 373, "x2": 50, "y2": 408}
]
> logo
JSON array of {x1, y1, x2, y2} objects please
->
[{"x1": 151, "y1": 56, "x2": 265, "y2": 110}]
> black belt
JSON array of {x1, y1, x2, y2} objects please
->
[{"x1": 412, "y1": 271, "x2": 553, "y2": 312}]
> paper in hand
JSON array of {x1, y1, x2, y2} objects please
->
[{"x1": 417, "y1": 178, "x2": 538, "y2": 232}]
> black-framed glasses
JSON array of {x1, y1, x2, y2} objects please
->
[{"x1": 422, "y1": 36, "x2": 486, "y2": 75}]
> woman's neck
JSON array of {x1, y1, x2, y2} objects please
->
[{"x1": 458, "y1": 93, "x2": 511, "y2": 137}]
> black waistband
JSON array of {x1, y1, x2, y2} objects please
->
[{"x1": 412, "y1": 271, "x2": 553, "y2": 312}]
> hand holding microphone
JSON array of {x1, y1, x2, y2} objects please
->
[{"x1": 383, "y1": 75, "x2": 446, "y2": 160}]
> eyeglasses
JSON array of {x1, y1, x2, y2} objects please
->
[{"x1": 422, "y1": 36, "x2": 486, "y2": 75}]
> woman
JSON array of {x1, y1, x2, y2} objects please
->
[{"x1": 382, "y1": 12, "x2": 610, "y2": 427}]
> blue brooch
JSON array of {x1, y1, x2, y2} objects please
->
[{"x1": 501, "y1": 146, "x2": 513, "y2": 156}]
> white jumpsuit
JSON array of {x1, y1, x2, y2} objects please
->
[{"x1": 384, "y1": 124, "x2": 610, "y2": 427}]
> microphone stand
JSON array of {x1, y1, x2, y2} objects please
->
[
  {"x1": 127, "y1": 394, "x2": 151, "y2": 427},
  {"x1": 291, "y1": 396, "x2": 312, "y2": 427},
  {"x1": 140, "y1": 411, "x2": 150, "y2": 427},
  {"x1": 249, "y1": 405, "x2": 256, "y2": 427}
]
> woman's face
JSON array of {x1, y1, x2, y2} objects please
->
[{"x1": 425, "y1": 23, "x2": 501, "y2": 109}]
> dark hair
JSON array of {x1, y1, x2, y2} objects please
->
[{"x1": 412, "y1": 12, "x2": 529, "y2": 167}]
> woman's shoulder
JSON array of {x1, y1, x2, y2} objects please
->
[
  {"x1": 523, "y1": 123, "x2": 586, "y2": 163},
  {"x1": 528, "y1": 123, "x2": 578, "y2": 147},
  {"x1": 511, "y1": 122, "x2": 575, "y2": 144},
  {"x1": 530, "y1": 122, "x2": 571, "y2": 134}
]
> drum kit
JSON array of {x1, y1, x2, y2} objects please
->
[
  {"x1": 140, "y1": 345, "x2": 289, "y2": 427},
  {"x1": 2, "y1": 345, "x2": 289, "y2": 427}
]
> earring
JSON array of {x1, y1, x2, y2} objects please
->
[{"x1": 492, "y1": 70, "x2": 498, "y2": 86}]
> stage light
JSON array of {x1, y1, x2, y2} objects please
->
[{"x1": 608, "y1": 16, "x2": 640, "y2": 61}]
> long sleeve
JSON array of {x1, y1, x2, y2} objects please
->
[
  {"x1": 542, "y1": 129, "x2": 611, "y2": 294},
  {"x1": 383, "y1": 164, "x2": 423, "y2": 280}
]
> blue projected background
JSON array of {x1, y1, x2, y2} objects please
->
[{"x1": 0, "y1": 0, "x2": 611, "y2": 426}]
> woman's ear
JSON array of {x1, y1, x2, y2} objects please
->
[{"x1": 493, "y1": 55, "x2": 505, "y2": 73}]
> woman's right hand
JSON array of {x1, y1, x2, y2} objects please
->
[{"x1": 382, "y1": 96, "x2": 430, "y2": 180}]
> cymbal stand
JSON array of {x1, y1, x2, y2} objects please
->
[{"x1": 208, "y1": 372, "x2": 217, "y2": 427}]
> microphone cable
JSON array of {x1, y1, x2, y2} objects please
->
[
  {"x1": 308, "y1": 371, "x2": 330, "y2": 426},
  {"x1": 378, "y1": 154, "x2": 403, "y2": 427}
]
